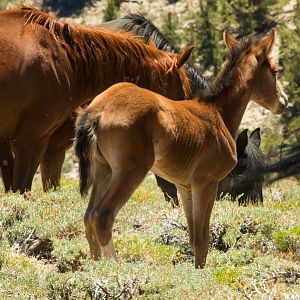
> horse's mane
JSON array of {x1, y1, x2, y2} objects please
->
[
  {"x1": 226, "y1": 130, "x2": 264, "y2": 192},
  {"x1": 120, "y1": 13, "x2": 209, "y2": 97},
  {"x1": 244, "y1": 137, "x2": 265, "y2": 171},
  {"x1": 200, "y1": 36, "x2": 260, "y2": 102},
  {"x1": 21, "y1": 7, "x2": 191, "y2": 97}
]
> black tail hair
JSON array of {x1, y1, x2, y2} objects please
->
[{"x1": 74, "y1": 111, "x2": 98, "y2": 196}]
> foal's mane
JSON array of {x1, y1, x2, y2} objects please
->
[
  {"x1": 21, "y1": 7, "x2": 191, "y2": 97},
  {"x1": 200, "y1": 36, "x2": 260, "y2": 102},
  {"x1": 119, "y1": 13, "x2": 209, "y2": 96}
]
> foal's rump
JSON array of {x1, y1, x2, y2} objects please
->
[{"x1": 75, "y1": 83, "x2": 160, "y2": 196}]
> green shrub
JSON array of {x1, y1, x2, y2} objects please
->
[
  {"x1": 272, "y1": 226, "x2": 300, "y2": 253},
  {"x1": 102, "y1": 0, "x2": 119, "y2": 22}
]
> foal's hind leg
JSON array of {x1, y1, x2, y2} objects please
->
[
  {"x1": 87, "y1": 124, "x2": 154, "y2": 260},
  {"x1": 85, "y1": 159, "x2": 112, "y2": 259},
  {"x1": 89, "y1": 167, "x2": 149, "y2": 259}
]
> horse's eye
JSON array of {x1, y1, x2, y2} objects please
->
[{"x1": 272, "y1": 69, "x2": 278, "y2": 75}]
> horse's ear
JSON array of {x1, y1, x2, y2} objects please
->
[
  {"x1": 249, "y1": 128, "x2": 261, "y2": 147},
  {"x1": 176, "y1": 46, "x2": 194, "y2": 68},
  {"x1": 236, "y1": 129, "x2": 248, "y2": 157},
  {"x1": 256, "y1": 29, "x2": 276, "y2": 58},
  {"x1": 223, "y1": 30, "x2": 240, "y2": 51}
]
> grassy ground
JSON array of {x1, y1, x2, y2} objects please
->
[{"x1": 0, "y1": 175, "x2": 299, "y2": 299}]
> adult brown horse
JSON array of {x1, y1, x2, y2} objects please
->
[
  {"x1": 75, "y1": 30, "x2": 288, "y2": 268},
  {"x1": 0, "y1": 7, "x2": 192, "y2": 193}
]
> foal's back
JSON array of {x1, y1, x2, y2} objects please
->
[{"x1": 89, "y1": 83, "x2": 236, "y2": 185}]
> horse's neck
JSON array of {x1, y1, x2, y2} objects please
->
[
  {"x1": 69, "y1": 32, "x2": 166, "y2": 103},
  {"x1": 215, "y1": 67, "x2": 255, "y2": 138},
  {"x1": 218, "y1": 91, "x2": 251, "y2": 137}
]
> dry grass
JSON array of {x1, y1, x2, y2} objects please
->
[{"x1": 0, "y1": 176, "x2": 299, "y2": 299}]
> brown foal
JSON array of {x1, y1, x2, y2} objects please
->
[{"x1": 75, "y1": 30, "x2": 288, "y2": 268}]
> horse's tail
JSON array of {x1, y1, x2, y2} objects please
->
[{"x1": 74, "y1": 111, "x2": 99, "y2": 196}]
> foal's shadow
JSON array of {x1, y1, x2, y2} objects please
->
[{"x1": 42, "y1": 0, "x2": 94, "y2": 17}]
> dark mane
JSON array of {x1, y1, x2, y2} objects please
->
[
  {"x1": 244, "y1": 137, "x2": 265, "y2": 171},
  {"x1": 120, "y1": 13, "x2": 208, "y2": 97},
  {"x1": 21, "y1": 7, "x2": 191, "y2": 97},
  {"x1": 200, "y1": 36, "x2": 258, "y2": 102},
  {"x1": 218, "y1": 128, "x2": 265, "y2": 204}
]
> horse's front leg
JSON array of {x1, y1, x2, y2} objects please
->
[
  {"x1": 40, "y1": 145, "x2": 66, "y2": 191},
  {"x1": 40, "y1": 117, "x2": 75, "y2": 191},
  {"x1": 177, "y1": 186, "x2": 194, "y2": 247},
  {"x1": 0, "y1": 139, "x2": 14, "y2": 192},
  {"x1": 11, "y1": 136, "x2": 49, "y2": 193},
  {"x1": 191, "y1": 180, "x2": 218, "y2": 268}
]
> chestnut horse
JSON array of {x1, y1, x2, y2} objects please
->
[
  {"x1": 0, "y1": 7, "x2": 192, "y2": 193},
  {"x1": 74, "y1": 30, "x2": 288, "y2": 268}
]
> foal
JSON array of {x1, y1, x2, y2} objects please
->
[{"x1": 75, "y1": 30, "x2": 287, "y2": 268}]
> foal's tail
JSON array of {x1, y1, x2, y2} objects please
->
[{"x1": 74, "y1": 111, "x2": 99, "y2": 196}]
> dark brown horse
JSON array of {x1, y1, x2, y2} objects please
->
[
  {"x1": 75, "y1": 30, "x2": 287, "y2": 268},
  {"x1": 0, "y1": 7, "x2": 192, "y2": 193}
]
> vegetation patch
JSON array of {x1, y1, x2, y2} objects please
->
[
  {"x1": 1, "y1": 176, "x2": 299, "y2": 299},
  {"x1": 272, "y1": 226, "x2": 300, "y2": 255},
  {"x1": 215, "y1": 265, "x2": 241, "y2": 284}
]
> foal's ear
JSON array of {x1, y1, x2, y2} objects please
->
[
  {"x1": 223, "y1": 30, "x2": 240, "y2": 51},
  {"x1": 176, "y1": 46, "x2": 194, "y2": 68},
  {"x1": 249, "y1": 128, "x2": 261, "y2": 147},
  {"x1": 257, "y1": 29, "x2": 276, "y2": 57},
  {"x1": 236, "y1": 129, "x2": 248, "y2": 156}
]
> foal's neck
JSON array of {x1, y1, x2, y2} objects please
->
[{"x1": 214, "y1": 62, "x2": 256, "y2": 138}]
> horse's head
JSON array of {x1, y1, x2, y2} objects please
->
[
  {"x1": 218, "y1": 128, "x2": 265, "y2": 205},
  {"x1": 223, "y1": 30, "x2": 288, "y2": 114}
]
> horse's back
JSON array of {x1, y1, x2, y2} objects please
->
[
  {"x1": 0, "y1": 9, "x2": 27, "y2": 70},
  {"x1": 0, "y1": 8, "x2": 72, "y2": 136},
  {"x1": 88, "y1": 83, "x2": 163, "y2": 126}
]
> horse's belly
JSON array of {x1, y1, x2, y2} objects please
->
[{"x1": 151, "y1": 145, "x2": 195, "y2": 186}]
